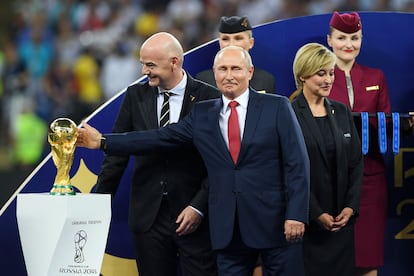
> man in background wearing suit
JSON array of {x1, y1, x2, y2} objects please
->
[
  {"x1": 196, "y1": 16, "x2": 276, "y2": 94},
  {"x1": 78, "y1": 45, "x2": 309, "y2": 276},
  {"x1": 95, "y1": 32, "x2": 219, "y2": 276}
]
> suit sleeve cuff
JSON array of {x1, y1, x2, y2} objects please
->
[{"x1": 190, "y1": 206, "x2": 204, "y2": 217}]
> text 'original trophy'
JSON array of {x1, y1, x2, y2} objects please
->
[{"x1": 48, "y1": 118, "x2": 78, "y2": 195}]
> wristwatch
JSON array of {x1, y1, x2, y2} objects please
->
[{"x1": 100, "y1": 136, "x2": 107, "y2": 151}]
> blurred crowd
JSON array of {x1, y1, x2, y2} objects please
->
[{"x1": 0, "y1": 0, "x2": 413, "y2": 170}]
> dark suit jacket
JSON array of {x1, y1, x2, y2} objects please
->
[
  {"x1": 292, "y1": 92, "x2": 363, "y2": 223},
  {"x1": 95, "y1": 73, "x2": 221, "y2": 233},
  {"x1": 196, "y1": 68, "x2": 276, "y2": 94},
  {"x1": 104, "y1": 90, "x2": 310, "y2": 250}
]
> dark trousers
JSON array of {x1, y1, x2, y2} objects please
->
[
  {"x1": 216, "y1": 217, "x2": 304, "y2": 276},
  {"x1": 132, "y1": 197, "x2": 217, "y2": 276}
]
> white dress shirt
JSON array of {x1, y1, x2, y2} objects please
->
[
  {"x1": 157, "y1": 72, "x2": 187, "y2": 125},
  {"x1": 219, "y1": 89, "x2": 249, "y2": 149}
]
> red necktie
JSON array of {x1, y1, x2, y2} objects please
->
[{"x1": 228, "y1": 101, "x2": 240, "y2": 164}]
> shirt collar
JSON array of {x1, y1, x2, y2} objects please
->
[
  {"x1": 222, "y1": 88, "x2": 250, "y2": 112},
  {"x1": 158, "y1": 71, "x2": 187, "y2": 96}
]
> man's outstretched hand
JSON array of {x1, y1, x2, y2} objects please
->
[{"x1": 76, "y1": 121, "x2": 102, "y2": 149}]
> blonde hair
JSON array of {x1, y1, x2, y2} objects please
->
[{"x1": 292, "y1": 43, "x2": 336, "y2": 90}]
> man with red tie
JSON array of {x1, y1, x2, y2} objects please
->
[{"x1": 77, "y1": 46, "x2": 310, "y2": 276}]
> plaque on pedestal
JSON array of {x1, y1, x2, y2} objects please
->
[{"x1": 16, "y1": 193, "x2": 111, "y2": 276}]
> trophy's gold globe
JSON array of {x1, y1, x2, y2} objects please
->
[{"x1": 48, "y1": 118, "x2": 78, "y2": 195}]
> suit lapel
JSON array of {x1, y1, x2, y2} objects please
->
[
  {"x1": 140, "y1": 74, "x2": 197, "y2": 130},
  {"x1": 180, "y1": 74, "x2": 198, "y2": 118},
  {"x1": 238, "y1": 90, "x2": 261, "y2": 164},
  {"x1": 325, "y1": 99, "x2": 344, "y2": 171},
  {"x1": 209, "y1": 99, "x2": 234, "y2": 164},
  {"x1": 350, "y1": 63, "x2": 365, "y2": 110},
  {"x1": 296, "y1": 93, "x2": 329, "y2": 167},
  {"x1": 137, "y1": 85, "x2": 159, "y2": 129}
]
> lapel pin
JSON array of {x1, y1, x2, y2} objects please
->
[{"x1": 190, "y1": 95, "x2": 195, "y2": 102}]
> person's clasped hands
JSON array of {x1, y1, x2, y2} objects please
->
[{"x1": 317, "y1": 207, "x2": 354, "y2": 232}]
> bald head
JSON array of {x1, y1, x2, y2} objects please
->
[
  {"x1": 139, "y1": 32, "x2": 185, "y2": 89},
  {"x1": 141, "y1": 32, "x2": 184, "y2": 65}
]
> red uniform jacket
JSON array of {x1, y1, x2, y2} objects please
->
[{"x1": 329, "y1": 62, "x2": 391, "y2": 175}]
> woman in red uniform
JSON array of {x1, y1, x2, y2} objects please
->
[{"x1": 327, "y1": 11, "x2": 390, "y2": 276}]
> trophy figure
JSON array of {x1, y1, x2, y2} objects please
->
[{"x1": 48, "y1": 118, "x2": 78, "y2": 195}]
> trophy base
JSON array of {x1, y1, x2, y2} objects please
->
[{"x1": 50, "y1": 184, "x2": 76, "y2": 196}]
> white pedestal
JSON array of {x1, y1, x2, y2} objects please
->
[{"x1": 16, "y1": 193, "x2": 111, "y2": 276}]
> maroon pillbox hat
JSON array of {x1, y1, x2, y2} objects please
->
[{"x1": 329, "y1": 11, "x2": 362, "y2": 33}]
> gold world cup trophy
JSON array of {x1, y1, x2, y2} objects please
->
[{"x1": 48, "y1": 118, "x2": 78, "y2": 195}]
